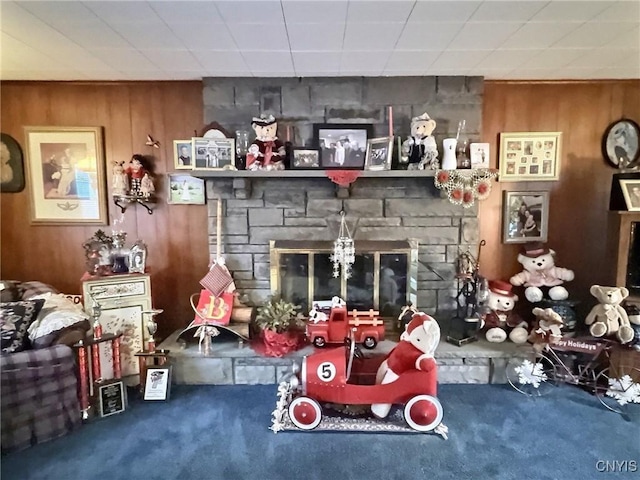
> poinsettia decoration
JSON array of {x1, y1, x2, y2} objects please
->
[{"x1": 433, "y1": 168, "x2": 498, "y2": 208}]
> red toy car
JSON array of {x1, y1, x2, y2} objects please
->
[
  {"x1": 284, "y1": 334, "x2": 444, "y2": 433},
  {"x1": 306, "y1": 304, "x2": 385, "y2": 349}
]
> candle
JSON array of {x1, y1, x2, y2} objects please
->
[
  {"x1": 388, "y1": 106, "x2": 393, "y2": 137},
  {"x1": 286, "y1": 125, "x2": 291, "y2": 142}
]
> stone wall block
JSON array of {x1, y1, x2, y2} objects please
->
[
  {"x1": 282, "y1": 84, "x2": 311, "y2": 117},
  {"x1": 363, "y1": 77, "x2": 436, "y2": 105},
  {"x1": 343, "y1": 199, "x2": 383, "y2": 217},
  {"x1": 249, "y1": 208, "x2": 283, "y2": 227},
  {"x1": 310, "y1": 79, "x2": 362, "y2": 106},
  {"x1": 203, "y1": 82, "x2": 235, "y2": 107},
  {"x1": 307, "y1": 198, "x2": 343, "y2": 217}
]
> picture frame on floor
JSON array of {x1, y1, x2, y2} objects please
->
[
  {"x1": 143, "y1": 366, "x2": 172, "y2": 401},
  {"x1": 502, "y1": 190, "x2": 550, "y2": 244},
  {"x1": 23, "y1": 126, "x2": 108, "y2": 225},
  {"x1": 499, "y1": 132, "x2": 562, "y2": 182}
]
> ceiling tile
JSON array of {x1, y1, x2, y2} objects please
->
[
  {"x1": 347, "y1": 1, "x2": 414, "y2": 23},
  {"x1": 292, "y1": 52, "x2": 341, "y2": 72},
  {"x1": 215, "y1": 1, "x2": 284, "y2": 23},
  {"x1": 169, "y1": 24, "x2": 237, "y2": 50},
  {"x1": 606, "y1": 26, "x2": 640, "y2": 47},
  {"x1": 467, "y1": 67, "x2": 516, "y2": 79},
  {"x1": 568, "y1": 47, "x2": 640, "y2": 69},
  {"x1": 84, "y1": 1, "x2": 160, "y2": 24},
  {"x1": 595, "y1": 65, "x2": 640, "y2": 79},
  {"x1": 480, "y1": 49, "x2": 542, "y2": 70},
  {"x1": 428, "y1": 50, "x2": 489, "y2": 70},
  {"x1": 242, "y1": 51, "x2": 294, "y2": 73},
  {"x1": 552, "y1": 21, "x2": 638, "y2": 48},
  {"x1": 88, "y1": 48, "x2": 162, "y2": 71},
  {"x1": 344, "y1": 22, "x2": 405, "y2": 50},
  {"x1": 340, "y1": 51, "x2": 391, "y2": 73},
  {"x1": 191, "y1": 50, "x2": 249, "y2": 71},
  {"x1": 228, "y1": 23, "x2": 289, "y2": 50},
  {"x1": 531, "y1": 1, "x2": 612, "y2": 22},
  {"x1": 396, "y1": 22, "x2": 464, "y2": 50},
  {"x1": 139, "y1": 49, "x2": 204, "y2": 71},
  {"x1": 282, "y1": 1, "x2": 347, "y2": 24},
  {"x1": 108, "y1": 21, "x2": 186, "y2": 49},
  {"x1": 448, "y1": 22, "x2": 523, "y2": 50},
  {"x1": 408, "y1": 1, "x2": 482, "y2": 23},
  {"x1": 287, "y1": 23, "x2": 345, "y2": 51},
  {"x1": 150, "y1": 1, "x2": 224, "y2": 24},
  {"x1": 385, "y1": 50, "x2": 440, "y2": 71},
  {"x1": 593, "y1": 1, "x2": 640, "y2": 22},
  {"x1": 524, "y1": 48, "x2": 589, "y2": 69},
  {"x1": 500, "y1": 22, "x2": 579, "y2": 50},
  {"x1": 469, "y1": 1, "x2": 546, "y2": 22},
  {"x1": 53, "y1": 22, "x2": 131, "y2": 49},
  {"x1": 19, "y1": 1, "x2": 99, "y2": 26}
]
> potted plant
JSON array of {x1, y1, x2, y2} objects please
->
[{"x1": 253, "y1": 297, "x2": 306, "y2": 357}]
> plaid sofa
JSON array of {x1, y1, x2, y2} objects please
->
[{"x1": 1, "y1": 282, "x2": 81, "y2": 453}]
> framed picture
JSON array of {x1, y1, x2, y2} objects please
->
[
  {"x1": 470, "y1": 142, "x2": 490, "y2": 169},
  {"x1": 602, "y1": 119, "x2": 640, "y2": 170},
  {"x1": 502, "y1": 190, "x2": 550, "y2": 244},
  {"x1": 313, "y1": 123, "x2": 373, "y2": 169},
  {"x1": 1, "y1": 133, "x2": 25, "y2": 193},
  {"x1": 499, "y1": 132, "x2": 562, "y2": 182},
  {"x1": 168, "y1": 174, "x2": 205, "y2": 205},
  {"x1": 192, "y1": 137, "x2": 235, "y2": 170},
  {"x1": 24, "y1": 126, "x2": 107, "y2": 224},
  {"x1": 97, "y1": 379, "x2": 127, "y2": 417},
  {"x1": 364, "y1": 136, "x2": 394, "y2": 171},
  {"x1": 620, "y1": 179, "x2": 640, "y2": 211},
  {"x1": 291, "y1": 148, "x2": 321, "y2": 169},
  {"x1": 143, "y1": 366, "x2": 172, "y2": 401},
  {"x1": 128, "y1": 241, "x2": 147, "y2": 274},
  {"x1": 173, "y1": 140, "x2": 193, "y2": 170}
]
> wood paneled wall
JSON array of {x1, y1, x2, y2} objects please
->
[
  {"x1": 479, "y1": 80, "x2": 640, "y2": 315},
  {"x1": 1, "y1": 82, "x2": 207, "y2": 340},
  {"x1": 2, "y1": 80, "x2": 639, "y2": 337}
]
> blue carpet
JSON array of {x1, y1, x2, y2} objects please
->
[{"x1": 1, "y1": 383, "x2": 638, "y2": 480}]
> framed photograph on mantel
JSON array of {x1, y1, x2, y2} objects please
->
[
  {"x1": 313, "y1": 123, "x2": 373, "y2": 169},
  {"x1": 364, "y1": 136, "x2": 394, "y2": 171},
  {"x1": 502, "y1": 190, "x2": 550, "y2": 244},
  {"x1": 24, "y1": 126, "x2": 107, "y2": 225},
  {"x1": 499, "y1": 132, "x2": 562, "y2": 182}
]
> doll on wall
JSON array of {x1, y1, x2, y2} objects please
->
[
  {"x1": 126, "y1": 154, "x2": 148, "y2": 196},
  {"x1": 401, "y1": 112, "x2": 439, "y2": 170},
  {"x1": 112, "y1": 160, "x2": 129, "y2": 196},
  {"x1": 246, "y1": 114, "x2": 286, "y2": 171}
]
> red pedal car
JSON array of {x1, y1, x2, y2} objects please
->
[{"x1": 284, "y1": 335, "x2": 445, "y2": 434}]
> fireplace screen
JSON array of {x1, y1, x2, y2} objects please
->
[{"x1": 271, "y1": 241, "x2": 417, "y2": 316}]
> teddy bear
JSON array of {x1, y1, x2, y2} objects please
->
[
  {"x1": 481, "y1": 280, "x2": 529, "y2": 343},
  {"x1": 527, "y1": 307, "x2": 564, "y2": 353},
  {"x1": 401, "y1": 112, "x2": 439, "y2": 170},
  {"x1": 584, "y1": 285, "x2": 634, "y2": 344},
  {"x1": 509, "y1": 242, "x2": 575, "y2": 303},
  {"x1": 246, "y1": 114, "x2": 285, "y2": 171},
  {"x1": 371, "y1": 312, "x2": 440, "y2": 419}
]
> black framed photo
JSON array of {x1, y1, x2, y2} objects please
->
[
  {"x1": 143, "y1": 366, "x2": 172, "y2": 401},
  {"x1": 291, "y1": 148, "x2": 321, "y2": 169},
  {"x1": 602, "y1": 119, "x2": 640, "y2": 170},
  {"x1": 1, "y1": 133, "x2": 25, "y2": 193},
  {"x1": 365, "y1": 136, "x2": 394, "y2": 171},
  {"x1": 313, "y1": 123, "x2": 373, "y2": 169},
  {"x1": 97, "y1": 379, "x2": 127, "y2": 417}
]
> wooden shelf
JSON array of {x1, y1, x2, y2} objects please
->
[{"x1": 190, "y1": 169, "x2": 436, "y2": 179}]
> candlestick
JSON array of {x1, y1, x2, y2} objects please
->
[{"x1": 388, "y1": 106, "x2": 393, "y2": 137}]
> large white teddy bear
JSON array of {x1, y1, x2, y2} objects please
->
[
  {"x1": 371, "y1": 312, "x2": 440, "y2": 419},
  {"x1": 482, "y1": 280, "x2": 529, "y2": 344},
  {"x1": 509, "y1": 242, "x2": 574, "y2": 304}
]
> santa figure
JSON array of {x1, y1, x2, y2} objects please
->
[
  {"x1": 371, "y1": 312, "x2": 440, "y2": 418},
  {"x1": 246, "y1": 114, "x2": 285, "y2": 170}
]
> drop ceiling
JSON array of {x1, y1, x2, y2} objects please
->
[{"x1": 1, "y1": 0, "x2": 639, "y2": 81}]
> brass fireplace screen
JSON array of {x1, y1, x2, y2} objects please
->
[{"x1": 270, "y1": 240, "x2": 418, "y2": 316}]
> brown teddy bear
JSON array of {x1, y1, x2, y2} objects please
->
[
  {"x1": 528, "y1": 307, "x2": 564, "y2": 352},
  {"x1": 584, "y1": 285, "x2": 634, "y2": 344},
  {"x1": 401, "y1": 112, "x2": 438, "y2": 170}
]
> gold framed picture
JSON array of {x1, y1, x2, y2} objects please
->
[
  {"x1": 24, "y1": 126, "x2": 108, "y2": 225},
  {"x1": 499, "y1": 132, "x2": 562, "y2": 182}
]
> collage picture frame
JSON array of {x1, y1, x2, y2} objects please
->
[{"x1": 499, "y1": 132, "x2": 562, "y2": 182}]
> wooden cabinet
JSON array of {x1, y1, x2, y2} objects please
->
[
  {"x1": 608, "y1": 212, "x2": 640, "y2": 303},
  {"x1": 82, "y1": 274, "x2": 152, "y2": 385}
]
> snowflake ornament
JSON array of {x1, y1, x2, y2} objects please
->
[
  {"x1": 606, "y1": 375, "x2": 640, "y2": 406},
  {"x1": 515, "y1": 359, "x2": 548, "y2": 388},
  {"x1": 331, "y1": 212, "x2": 355, "y2": 279}
]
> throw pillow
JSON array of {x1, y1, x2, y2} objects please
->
[
  {"x1": 1, "y1": 299, "x2": 45, "y2": 354},
  {"x1": 0, "y1": 281, "x2": 22, "y2": 302}
]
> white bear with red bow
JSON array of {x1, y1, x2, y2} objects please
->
[
  {"x1": 482, "y1": 280, "x2": 529, "y2": 344},
  {"x1": 371, "y1": 312, "x2": 440, "y2": 419}
]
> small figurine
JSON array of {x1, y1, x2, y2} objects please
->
[
  {"x1": 528, "y1": 307, "x2": 564, "y2": 352},
  {"x1": 112, "y1": 160, "x2": 129, "y2": 196},
  {"x1": 125, "y1": 154, "x2": 147, "y2": 196},
  {"x1": 140, "y1": 172, "x2": 155, "y2": 198},
  {"x1": 509, "y1": 242, "x2": 575, "y2": 303},
  {"x1": 246, "y1": 114, "x2": 286, "y2": 171},
  {"x1": 401, "y1": 112, "x2": 438, "y2": 170}
]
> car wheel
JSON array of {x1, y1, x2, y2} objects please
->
[
  {"x1": 313, "y1": 337, "x2": 326, "y2": 348},
  {"x1": 404, "y1": 395, "x2": 443, "y2": 432},
  {"x1": 363, "y1": 336, "x2": 377, "y2": 349},
  {"x1": 288, "y1": 396, "x2": 322, "y2": 430}
]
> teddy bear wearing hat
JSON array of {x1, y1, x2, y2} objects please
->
[
  {"x1": 371, "y1": 312, "x2": 440, "y2": 418},
  {"x1": 528, "y1": 307, "x2": 564, "y2": 352},
  {"x1": 510, "y1": 242, "x2": 574, "y2": 304},
  {"x1": 401, "y1": 112, "x2": 439, "y2": 170},
  {"x1": 246, "y1": 114, "x2": 285, "y2": 171},
  {"x1": 482, "y1": 280, "x2": 529, "y2": 343}
]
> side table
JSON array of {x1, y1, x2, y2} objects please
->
[
  {"x1": 135, "y1": 349, "x2": 170, "y2": 393},
  {"x1": 73, "y1": 333, "x2": 123, "y2": 419}
]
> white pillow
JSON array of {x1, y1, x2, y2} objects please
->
[{"x1": 27, "y1": 292, "x2": 89, "y2": 340}]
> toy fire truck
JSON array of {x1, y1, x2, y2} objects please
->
[{"x1": 306, "y1": 301, "x2": 385, "y2": 349}]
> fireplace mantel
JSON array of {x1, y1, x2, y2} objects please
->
[{"x1": 192, "y1": 169, "x2": 436, "y2": 178}]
